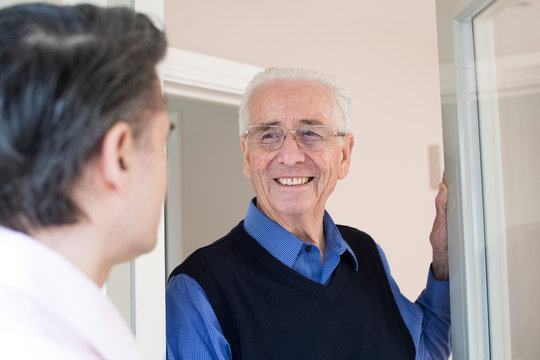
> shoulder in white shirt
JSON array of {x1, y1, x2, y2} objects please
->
[{"x1": 0, "y1": 226, "x2": 141, "y2": 360}]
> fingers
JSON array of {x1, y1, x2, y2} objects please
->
[
  {"x1": 431, "y1": 173, "x2": 449, "y2": 281},
  {"x1": 435, "y1": 182, "x2": 448, "y2": 214}
]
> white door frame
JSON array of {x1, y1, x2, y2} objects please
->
[{"x1": 436, "y1": 0, "x2": 507, "y2": 358}]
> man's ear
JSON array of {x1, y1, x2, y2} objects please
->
[
  {"x1": 338, "y1": 134, "x2": 354, "y2": 180},
  {"x1": 99, "y1": 122, "x2": 135, "y2": 193},
  {"x1": 241, "y1": 136, "x2": 251, "y2": 179}
]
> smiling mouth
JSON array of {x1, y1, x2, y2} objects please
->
[{"x1": 275, "y1": 177, "x2": 313, "y2": 186}]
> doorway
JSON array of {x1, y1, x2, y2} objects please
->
[{"x1": 164, "y1": 96, "x2": 254, "y2": 276}]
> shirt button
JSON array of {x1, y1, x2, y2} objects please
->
[{"x1": 305, "y1": 245, "x2": 312, "y2": 252}]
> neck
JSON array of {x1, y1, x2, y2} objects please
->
[
  {"x1": 31, "y1": 224, "x2": 112, "y2": 287},
  {"x1": 258, "y1": 204, "x2": 327, "y2": 261}
]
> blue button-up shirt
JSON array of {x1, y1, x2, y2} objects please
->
[
  {"x1": 166, "y1": 199, "x2": 451, "y2": 359},
  {"x1": 243, "y1": 198, "x2": 358, "y2": 286}
]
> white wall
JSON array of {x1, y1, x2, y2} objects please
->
[{"x1": 164, "y1": 0, "x2": 443, "y2": 299}]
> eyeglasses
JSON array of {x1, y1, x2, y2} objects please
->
[{"x1": 244, "y1": 124, "x2": 346, "y2": 150}]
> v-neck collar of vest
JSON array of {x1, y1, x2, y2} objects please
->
[{"x1": 239, "y1": 226, "x2": 354, "y2": 302}]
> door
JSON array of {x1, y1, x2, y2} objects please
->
[{"x1": 436, "y1": 0, "x2": 540, "y2": 358}]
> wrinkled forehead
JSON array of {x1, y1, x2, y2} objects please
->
[{"x1": 248, "y1": 79, "x2": 335, "y2": 127}]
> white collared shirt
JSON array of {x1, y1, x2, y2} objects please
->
[{"x1": 0, "y1": 226, "x2": 141, "y2": 360}]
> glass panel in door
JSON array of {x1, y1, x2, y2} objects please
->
[{"x1": 473, "y1": 1, "x2": 540, "y2": 358}]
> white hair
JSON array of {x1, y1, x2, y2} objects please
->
[{"x1": 238, "y1": 67, "x2": 351, "y2": 135}]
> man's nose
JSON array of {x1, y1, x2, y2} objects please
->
[{"x1": 277, "y1": 131, "x2": 305, "y2": 166}]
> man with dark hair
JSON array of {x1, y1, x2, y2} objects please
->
[{"x1": 0, "y1": 3, "x2": 170, "y2": 359}]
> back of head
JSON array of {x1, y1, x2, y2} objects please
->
[
  {"x1": 0, "y1": 3, "x2": 167, "y2": 233},
  {"x1": 238, "y1": 67, "x2": 351, "y2": 135}
]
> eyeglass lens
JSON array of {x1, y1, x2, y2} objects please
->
[{"x1": 247, "y1": 125, "x2": 337, "y2": 150}]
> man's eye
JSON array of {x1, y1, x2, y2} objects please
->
[
  {"x1": 262, "y1": 132, "x2": 279, "y2": 139},
  {"x1": 302, "y1": 130, "x2": 322, "y2": 138}
]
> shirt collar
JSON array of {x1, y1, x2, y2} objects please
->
[
  {"x1": 243, "y1": 198, "x2": 358, "y2": 271},
  {"x1": 322, "y1": 208, "x2": 359, "y2": 271}
]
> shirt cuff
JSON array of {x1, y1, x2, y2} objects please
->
[{"x1": 423, "y1": 264, "x2": 451, "y2": 310}]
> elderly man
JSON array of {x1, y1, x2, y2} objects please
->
[
  {"x1": 167, "y1": 68, "x2": 451, "y2": 359},
  {"x1": 0, "y1": 4, "x2": 170, "y2": 359}
]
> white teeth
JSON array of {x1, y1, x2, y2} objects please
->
[{"x1": 277, "y1": 177, "x2": 309, "y2": 186}]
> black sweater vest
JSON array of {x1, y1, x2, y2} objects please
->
[{"x1": 170, "y1": 222, "x2": 415, "y2": 360}]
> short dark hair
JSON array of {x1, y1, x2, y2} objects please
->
[{"x1": 0, "y1": 3, "x2": 167, "y2": 233}]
